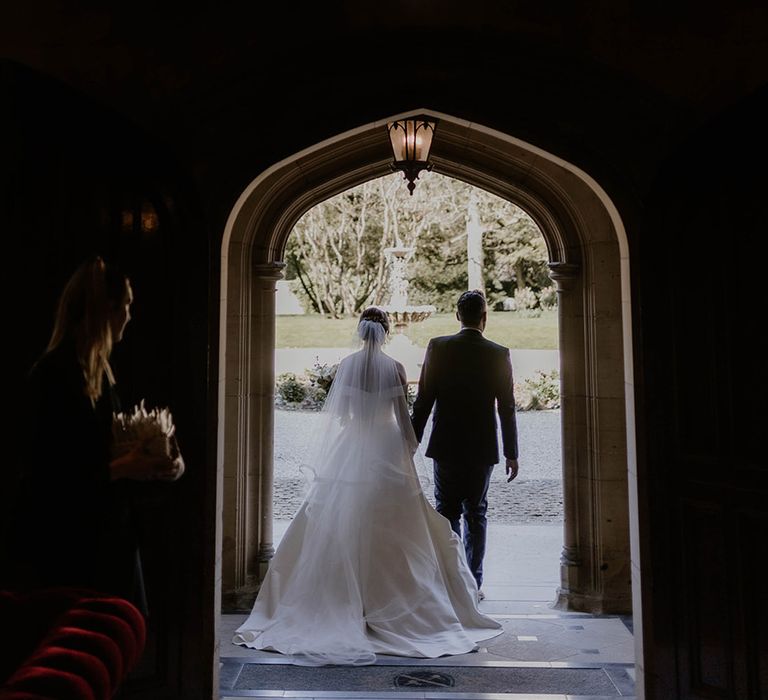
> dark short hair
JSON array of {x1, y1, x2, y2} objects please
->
[
  {"x1": 456, "y1": 289, "x2": 486, "y2": 325},
  {"x1": 359, "y1": 306, "x2": 390, "y2": 334}
]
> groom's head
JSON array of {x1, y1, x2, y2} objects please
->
[{"x1": 456, "y1": 290, "x2": 487, "y2": 331}]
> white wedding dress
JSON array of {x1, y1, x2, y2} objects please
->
[{"x1": 232, "y1": 320, "x2": 502, "y2": 665}]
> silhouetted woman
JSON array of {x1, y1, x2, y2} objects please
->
[{"x1": 9, "y1": 257, "x2": 183, "y2": 611}]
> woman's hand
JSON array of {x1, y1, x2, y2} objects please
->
[
  {"x1": 110, "y1": 440, "x2": 184, "y2": 482},
  {"x1": 156, "y1": 436, "x2": 185, "y2": 481},
  {"x1": 156, "y1": 454, "x2": 185, "y2": 482}
]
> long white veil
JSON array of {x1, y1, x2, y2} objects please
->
[{"x1": 302, "y1": 319, "x2": 419, "y2": 484}]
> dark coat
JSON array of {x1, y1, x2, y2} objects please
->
[
  {"x1": 9, "y1": 339, "x2": 143, "y2": 606},
  {"x1": 411, "y1": 329, "x2": 518, "y2": 465}
]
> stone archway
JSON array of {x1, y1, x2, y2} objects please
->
[{"x1": 217, "y1": 109, "x2": 638, "y2": 644}]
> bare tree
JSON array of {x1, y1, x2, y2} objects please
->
[{"x1": 286, "y1": 172, "x2": 547, "y2": 315}]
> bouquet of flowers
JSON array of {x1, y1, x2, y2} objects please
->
[{"x1": 112, "y1": 400, "x2": 177, "y2": 459}]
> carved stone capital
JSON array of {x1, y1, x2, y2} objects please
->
[
  {"x1": 253, "y1": 261, "x2": 286, "y2": 282},
  {"x1": 547, "y1": 262, "x2": 580, "y2": 292}
]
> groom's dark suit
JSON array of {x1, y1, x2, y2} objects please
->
[{"x1": 411, "y1": 328, "x2": 518, "y2": 588}]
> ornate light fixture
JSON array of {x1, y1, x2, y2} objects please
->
[{"x1": 386, "y1": 115, "x2": 438, "y2": 195}]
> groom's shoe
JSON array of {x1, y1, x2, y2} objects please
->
[{"x1": 477, "y1": 589, "x2": 486, "y2": 601}]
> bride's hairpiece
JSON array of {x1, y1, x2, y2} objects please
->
[
  {"x1": 359, "y1": 306, "x2": 389, "y2": 329},
  {"x1": 358, "y1": 319, "x2": 387, "y2": 346}
]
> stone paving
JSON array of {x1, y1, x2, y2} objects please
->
[{"x1": 274, "y1": 408, "x2": 563, "y2": 524}]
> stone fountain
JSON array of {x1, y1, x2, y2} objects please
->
[{"x1": 382, "y1": 245, "x2": 435, "y2": 381}]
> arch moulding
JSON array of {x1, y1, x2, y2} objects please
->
[{"x1": 217, "y1": 111, "x2": 641, "y2": 678}]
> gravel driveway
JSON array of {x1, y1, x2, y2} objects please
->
[{"x1": 274, "y1": 409, "x2": 563, "y2": 524}]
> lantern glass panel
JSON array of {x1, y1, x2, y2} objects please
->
[{"x1": 388, "y1": 118, "x2": 435, "y2": 163}]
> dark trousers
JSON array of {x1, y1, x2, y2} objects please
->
[{"x1": 433, "y1": 460, "x2": 494, "y2": 588}]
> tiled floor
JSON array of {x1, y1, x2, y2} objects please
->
[
  {"x1": 218, "y1": 523, "x2": 636, "y2": 699},
  {"x1": 223, "y1": 696, "x2": 631, "y2": 699},
  {"x1": 219, "y1": 613, "x2": 634, "y2": 667},
  {"x1": 222, "y1": 696, "x2": 631, "y2": 699}
]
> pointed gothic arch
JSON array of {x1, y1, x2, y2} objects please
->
[{"x1": 216, "y1": 109, "x2": 641, "y2": 676}]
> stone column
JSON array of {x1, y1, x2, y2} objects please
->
[
  {"x1": 248, "y1": 262, "x2": 285, "y2": 584},
  {"x1": 549, "y1": 257, "x2": 631, "y2": 614},
  {"x1": 547, "y1": 262, "x2": 587, "y2": 609}
]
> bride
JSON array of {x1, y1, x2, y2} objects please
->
[{"x1": 232, "y1": 306, "x2": 502, "y2": 665}]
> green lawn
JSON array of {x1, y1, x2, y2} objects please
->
[{"x1": 276, "y1": 311, "x2": 558, "y2": 349}]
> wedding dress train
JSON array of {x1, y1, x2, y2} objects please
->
[{"x1": 233, "y1": 320, "x2": 502, "y2": 665}]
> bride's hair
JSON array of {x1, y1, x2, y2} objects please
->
[
  {"x1": 358, "y1": 306, "x2": 390, "y2": 334},
  {"x1": 357, "y1": 306, "x2": 390, "y2": 348}
]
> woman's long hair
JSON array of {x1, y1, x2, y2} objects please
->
[{"x1": 46, "y1": 257, "x2": 130, "y2": 402}]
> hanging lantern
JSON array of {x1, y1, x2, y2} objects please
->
[{"x1": 386, "y1": 116, "x2": 438, "y2": 195}]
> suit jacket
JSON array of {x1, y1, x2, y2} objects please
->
[{"x1": 411, "y1": 328, "x2": 518, "y2": 465}]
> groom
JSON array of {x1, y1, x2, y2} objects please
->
[{"x1": 411, "y1": 289, "x2": 519, "y2": 599}]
